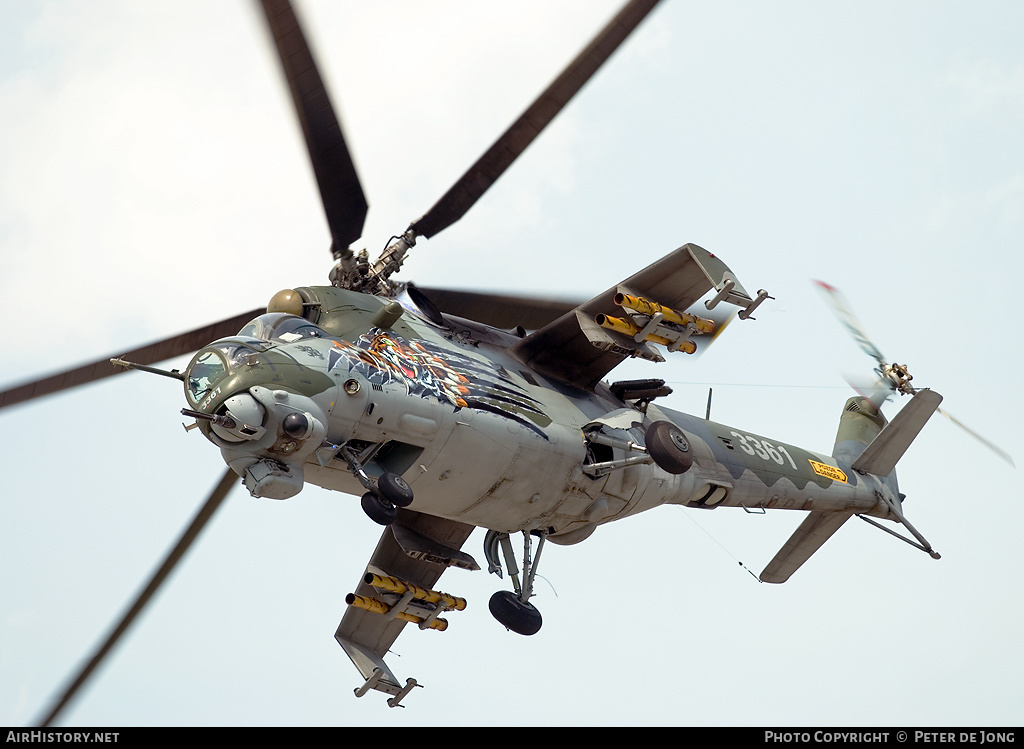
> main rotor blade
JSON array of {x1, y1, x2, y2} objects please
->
[
  {"x1": 35, "y1": 468, "x2": 238, "y2": 727},
  {"x1": 409, "y1": 0, "x2": 663, "y2": 240},
  {"x1": 0, "y1": 308, "x2": 265, "y2": 412},
  {"x1": 259, "y1": 0, "x2": 368, "y2": 257},
  {"x1": 408, "y1": 285, "x2": 580, "y2": 330}
]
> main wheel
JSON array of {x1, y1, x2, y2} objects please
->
[
  {"x1": 377, "y1": 472, "x2": 414, "y2": 507},
  {"x1": 645, "y1": 420, "x2": 694, "y2": 474},
  {"x1": 488, "y1": 590, "x2": 543, "y2": 635},
  {"x1": 360, "y1": 491, "x2": 397, "y2": 526}
]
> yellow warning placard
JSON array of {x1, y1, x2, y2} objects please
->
[{"x1": 808, "y1": 459, "x2": 847, "y2": 483}]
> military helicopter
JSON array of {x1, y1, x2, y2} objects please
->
[{"x1": 2, "y1": 0, "x2": 1019, "y2": 727}]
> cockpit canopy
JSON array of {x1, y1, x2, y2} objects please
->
[
  {"x1": 184, "y1": 314, "x2": 329, "y2": 407},
  {"x1": 238, "y1": 313, "x2": 328, "y2": 343},
  {"x1": 185, "y1": 340, "x2": 262, "y2": 406}
]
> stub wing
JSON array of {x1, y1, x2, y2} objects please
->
[
  {"x1": 510, "y1": 243, "x2": 763, "y2": 389},
  {"x1": 335, "y1": 509, "x2": 478, "y2": 706}
]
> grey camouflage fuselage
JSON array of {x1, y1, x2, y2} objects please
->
[{"x1": 186, "y1": 284, "x2": 900, "y2": 545}]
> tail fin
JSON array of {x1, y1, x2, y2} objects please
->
[
  {"x1": 759, "y1": 390, "x2": 943, "y2": 584},
  {"x1": 850, "y1": 390, "x2": 942, "y2": 476},
  {"x1": 832, "y1": 396, "x2": 889, "y2": 466}
]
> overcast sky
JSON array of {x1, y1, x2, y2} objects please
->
[{"x1": 1, "y1": 0, "x2": 1022, "y2": 727}]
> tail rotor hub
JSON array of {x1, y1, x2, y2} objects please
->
[{"x1": 880, "y1": 362, "x2": 915, "y2": 395}]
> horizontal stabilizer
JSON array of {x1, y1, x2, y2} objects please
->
[
  {"x1": 851, "y1": 389, "x2": 942, "y2": 477},
  {"x1": 760, "y1": 510, "x2": 856, "y2": 584}
]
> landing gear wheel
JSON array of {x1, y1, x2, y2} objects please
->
[
  {"x1": 488, "y1": 590, "x2": 543, "y2": 635},
  {"x1": 360, "y1": 491, "x2": 396, "y2": 526},
  {"x1": 377, "y1": 472, "x2": 414, "y2": 507},
  {"x1": 646, "y1": 420, "x2": 694, "y2": 474}
]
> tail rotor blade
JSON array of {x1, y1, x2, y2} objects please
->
[
  {"x1": 844, "y1": 372, "x2": 896, "y2": 410},
  {"x1": 35, "y1": 469, "x2": 238, "y2": 727},
  {"x1": 815, "y1": 281, "x2": 1013, "y2": 467},
  {"x1": 937, "y1": 407, "x2": 1015, "y2": 467},
  {"x1": 813, "y1": 279, "x2": 889, "y2": 369}
]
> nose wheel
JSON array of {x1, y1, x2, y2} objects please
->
[
  {"x1": 360, "y1": 491, "x2": 397, "y2": 526},
  {"x1": 357, "y1": 472, "x2": 414, "y2": 526},
  {"x1": 341, "y1": 444, "x2": 414, "y2": 526},
  {"x1": 377, "y1": 472, "x2": 414, "y2": 507},
  {"x1": 483, "y1": 529, "x2": 547, "y2": 635}
]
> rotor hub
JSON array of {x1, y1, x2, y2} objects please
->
[{"x1": 881, "y1": 362, "x2": 915, "y2": 395}]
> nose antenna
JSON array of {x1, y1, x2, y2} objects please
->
[{"x1": 110, "y1": 358, "x2": 185, "y2": 381}]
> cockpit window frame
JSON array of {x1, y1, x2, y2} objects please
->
[
  {"x1": 238, "y1": 313, "x2": 329, "y2": 345},
  {"x1": 184, "y1": 338, "x2": 270, "y2": 407},
  {"x1": 185, "y1": 348, "x2": 230, "y2": 407}
]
